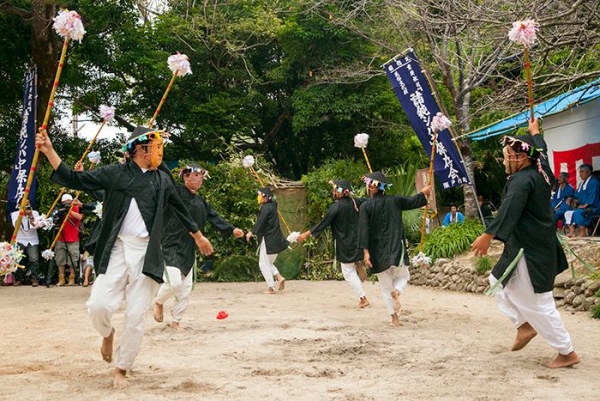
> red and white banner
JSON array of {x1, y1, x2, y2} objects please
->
[{"x1": 552, "y1": 142, "x2": 600, "y2": 188}]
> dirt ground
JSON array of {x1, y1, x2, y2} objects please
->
[{"x1": 0, "y1": 280, "x2": 598, "y2": 401}]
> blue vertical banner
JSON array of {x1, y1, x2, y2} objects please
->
[
  {"x1": 383, "y1": 49, "x2": 470, "y2": 189},
  {"x1": 7, "y1": 67, "x2": 38, "y2": 214}
]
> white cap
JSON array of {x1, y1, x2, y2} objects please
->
[{"x1": 61, "y1": 194, "x2": 73, "y2": 202}]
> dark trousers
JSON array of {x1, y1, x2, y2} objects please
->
[{"x1": 15, "y1": 243, "x2": 40, "y2": 282}]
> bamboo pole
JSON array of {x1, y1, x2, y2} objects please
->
[{"x1": 11, "y1": 39, "x2": 71, "y2": 245}]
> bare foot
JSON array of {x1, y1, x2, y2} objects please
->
[
  {"x1": 101, "y1": 328, "x2": 115, "y2": 363},
  {"x1": 276, "y1": 276, "x2": 285, "y2": 292},
  {"x1": 154, "y1": 302, "x2": 164, "y2": 323},
  {"x1": 548, "y1": 351, "x2": 581, "y2": 368},
  {"x1": 113, "y1": 368, "x2": 129, "y2": 389},
  {"x1": 170, "y1": 321, "x2": 182, "y2": 331},
  {"x1": 358, "y1": 297, "x2": 370, "y2": 308},
  {"x1": 389, "y1": 313, "x2": 400, "y2": 327},
  {"x1": 391, "y1": 289, "x2": 401, "y2": 314},
  {"x1": 263, "y1": 287, "x2": 276, "y2": 294},
  {"x1": 511, "y1": 322, "x2": 537, "y2": 351}
]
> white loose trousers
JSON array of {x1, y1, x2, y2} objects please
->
[
  {"x1": 340, "y1": 262, "x2": 365, "y2": 298},
  {"x1": 375, "y1": 265, "x2": 410, "y2": 315},
  {"x1": 86, "y1": 236, "x2": 158, "y2": 370},
  {"x1": 258, "y1": 239, "x2": 279, "y2": 288},
  {"x1": 155, "y1": 265, "x2": 193, "y2": 323},
  {"x1": 490, "y1": 256, "x2": 574, "y2": 355}
]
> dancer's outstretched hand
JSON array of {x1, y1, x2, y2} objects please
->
[
  {"x1": 233, "y1": 228, "x2": 244, "y2": 238},
  {"x1": 193, "y1": 233, "x2": 213, "y2": 256},
  {"x1": 245, "y1": 231, "x2": 253, "y2": 243}
]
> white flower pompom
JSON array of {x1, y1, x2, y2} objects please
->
[
  {"x1": 53, "y1": 9, "x2": 86, "y2": 42},
  {"x1": 0, "y1": 242, "x2": 24, "y2": 275},
  {"x1": 42, "y1": 249, "x2": 55, "y2": 261},
  {"x1": 286, "y1": 231, "x2": 301, "y2": 244},
  {"x1": 431, "y1": 112, "x2": 452, "y2": 132},
  {"x1": 93, "y1": 202, "x2": 103, "y2": 219},
  {"x1": 168, "y1": 53, "x2": 192, "y2": 77},
  {"x1": 354, "y1": 133, "x2": 369, "y2": 149},
  {"x1": 411, "y1": 251, "x2": 432, "y2": 268},
  {"x1": 98, "y1": 105, "x2": 115, "y2": 122},
  {"x1": 508, "y1": 19, "x2": 538, "y2": 48},
  {"x1": 38, "y1": 215, "x2": 54, "y2": 231},
  {"x1": 242, "y1": 155, "x2": 255, "y2": 168},
  {"x1": 87, "y1": 151, "x2": 102, "y2": 164}
]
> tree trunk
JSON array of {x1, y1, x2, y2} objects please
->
[{"x1": 31, "y1": 1, "x2": 58, "y2": 127}]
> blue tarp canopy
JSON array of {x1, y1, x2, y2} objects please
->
[{"x1": 467, "y1": 79, "x2": 600, "y2": 141}]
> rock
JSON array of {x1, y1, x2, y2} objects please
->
[
  {"x1": 588, "y1": 282, "x2": 600, "y2": 294},
  {"x1": 451, "y1": 274, "x2": 460, "y2": 282},
  {"x1": 583, "y1": 297, "x2": 595, "y2": 310},
  {"x1": 565, "y1": 291, "x2": 576, "y2": 304},
  {"x1": 575, "y1": 278, "x2": 586, "y2": 286},
  {"x1": 553, "y1": 287, "x2": 566, "y2": 299},
  {"x1": 572, "y1": 294, "x2": 585, "y2": 307},
  {"x1": 553, "y1": 270, "x2": 571, "y2": 287},
  {"x1": 564, "y1": 278, "x2": 575, "y2": 289},
  {"x1": 573, "y1": 286, "x2": 583, "y2": 295},
  {"x1": 449, "y1": 283, "x2": 457, "y2": 291},
  {"x1": 434, "y1": 258, "x2": 451, "y2": 268}
]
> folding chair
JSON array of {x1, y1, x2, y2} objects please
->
[{"x1": 592, "y1": 215, "x2": 600, "y2": 236}]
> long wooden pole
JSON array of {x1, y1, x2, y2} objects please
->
[
  {"x1": 11, "y1": 39, "x2": 71, "y2": 245},
  {"x1": 419, "y1": 130, "x2": 438, "y2": 252},
  {"x1": 147, "y1": 73, "x2": 177, "y2": 128},
  {"x1": 523, "y1": 47, "x2": 535, "y2": 121}
]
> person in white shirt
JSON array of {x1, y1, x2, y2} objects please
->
[{"x1": 10, "y1": 200, "x2": 44, "y2": 287}]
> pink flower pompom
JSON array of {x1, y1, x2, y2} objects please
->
[
  {"x1": 508, "y1": 19, "x2": 538, "y2": 48},
  {"x1": 431, "y1": 112, "x2": 452, "y2": 132},
  {"x1": 53, "y1": 9, "x2": 86, "y2": 42},
  {"x1": 98, "y1": 105, "x2": 115, "y2": 122},
  {"x1": 167, "y1": 53, "x2": 192, "y2": 77}
]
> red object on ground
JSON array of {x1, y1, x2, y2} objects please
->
[{"x1": 216, "y1": 310, "x2": 229, "y2": 320}]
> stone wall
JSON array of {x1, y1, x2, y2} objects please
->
[{"x1": 408, "y1": 241, "x2": 600, "y2": 313}]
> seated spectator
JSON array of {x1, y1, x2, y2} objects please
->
[
  {"x1": 564, "y1": 164, "x2": 600, "y2": 237},
  {"x1": 551, "y1": 172, "x2": 575, "y2": 228},
  {"x1": 477, "y1": 195, "x2": 494, "y2": 227},
  {"x1": 442, "y1": 204, "x2": 464, "y2": 228}
]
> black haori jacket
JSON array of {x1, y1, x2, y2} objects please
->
[
  {"x1": 358, "y1": 192, "x2": 427, "y2": 274},
  {"x1": 486, "y1": 135, "x2": 567, "y2": 293},
  {"x1": 162, "y1": 183, "x2": 234, "y2": 276},
  {"x1": 310, "y1": 197, "x2": 366, "y2": 263},
  {"x1": 251, "y1": 200, "x2": 289, "y2": 254},
  {"x1": 51, "y1": 161, "x2": 199, "y2": 283}
]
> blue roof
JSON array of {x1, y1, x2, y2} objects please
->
[{"x1": 468, "y1": 79, "x2": 600, "y2": 141}]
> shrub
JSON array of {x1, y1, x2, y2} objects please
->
[
  {"x1": 591, "y1": 303, "x2": 600, "y2": 319},
  {"x1": 475, "y1": 255, "x2": 495, "y2": 275},
  {"x1": 421, "y1": 219, "x2": 485, "y2": 261},
  {"x1": 210, "y1": 255, "x2": 260, "y2": 282}
]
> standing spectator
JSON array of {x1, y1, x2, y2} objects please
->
[
  {"x1": 550, "y1": 172, "x2": 574, "y2": 228},
  {"x1": 442, "y1": 204, "x2": 465, "y2": 228},
  {"x1": 471, "y1": 118, "x2": 579, "y2": 368},
  {"x1": 246, "y1": 187, "x2": 288, "y2": 294},
  {"x1": 358, "y1": 171, "x2": 431, "y2": 326},
  {"x1": 298, "y1": 179, "x2": 370, "y2": 308},
  {"x1": 10, "y1": 200, "x2": 43, "y2": 286},
  {"x1": 53, "y1": 193, "x2": 83, "y2": 286}
]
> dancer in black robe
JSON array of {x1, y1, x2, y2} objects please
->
[
  {"x1": 358, "y1": 171, "x2": 431, "y2": 326},
  {"x1": 154, "y1": 163, "x2": 244, "y2": 329},
  {"x1": 298, "y1": 179, "x2": 369, "y2": 308},
  {"x1": 472, "y1": 118, "x2": 579, "y2": 368},
  {"x1": 36, "y1": 126, "x2": 213, "y2": 388},
  {"x1": 246, "y1": 187, "x2": 288, "y2": 294}
]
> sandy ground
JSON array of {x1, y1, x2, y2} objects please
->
[{"x1": 1, "y1": 280, "x2": 598, "y2": 401}]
